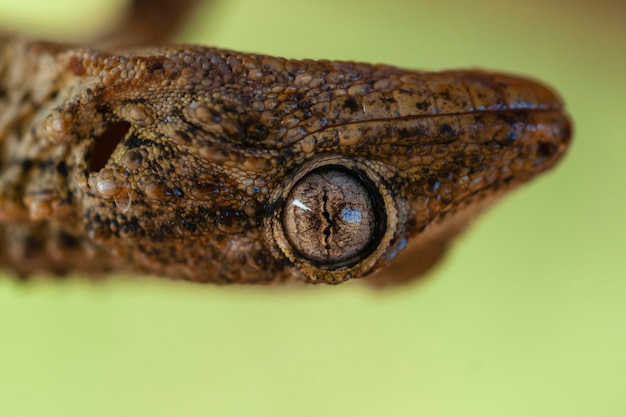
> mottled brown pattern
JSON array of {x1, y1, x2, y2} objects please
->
[{"x1": 0, "y1": 3, "x2": 571, "y2": 285}]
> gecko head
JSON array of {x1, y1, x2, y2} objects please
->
[
  {"x1": 54, "y1": 47, "x2": 570, "y2": 284},
  {"x1": 259, "y1": 67, "x2": 572, "y2": 284}
]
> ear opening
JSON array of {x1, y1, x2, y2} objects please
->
[{"x1": 89, "y1": 121, "x2": 131, "y2": 172}]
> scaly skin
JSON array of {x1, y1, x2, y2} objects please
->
[{"x1": 0, "y1": 32, "x2": 571, "y2": 285}]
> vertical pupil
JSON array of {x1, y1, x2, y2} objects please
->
[{"x1": 282, "y1": 167, "x2": 381, "y2": 267}]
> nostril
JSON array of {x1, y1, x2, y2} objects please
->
[
  {"x1": 533, "y1": 142, "x2": 559, "y2": 167},
  {"x1": 537, "y1": 142, "x2": 555, "y2": 157},
  {"x1": 90, "y1": 121, "x2": 131, "y2": 172}
]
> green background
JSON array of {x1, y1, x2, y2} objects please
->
[{"x1": 1, "y1": 0, "x2": 625, "y2": 416}]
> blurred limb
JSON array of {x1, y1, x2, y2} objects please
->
[
  {"x1": 99, "y1": 0, "x2": 205, "y2": 45},
  {"x1": 365, "y1": 194, "x2": 498, "y2": 289},
  {"x1": 364, "y1": 238, "x2": 447, "y2": 288}
]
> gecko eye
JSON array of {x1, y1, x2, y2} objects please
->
[{"x1": 282, "y1": 166, "x2": 385, "y2": 268}]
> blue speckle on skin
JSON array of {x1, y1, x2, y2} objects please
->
[
  {"x1": 252, "y1": 186, "x2": 260, "y2": 194},
  {"x1": 386, "y1": 249, "x2": 398, "y2": 261},
  {"x1": 397, "y1": 238, "x2": 407, "y2": 251},
  {"x1": 341, "y1": 208, "x2": 362, "y2": 224},
  {"x1": 509, "y1": 100, "x2": 534, "y2": 109},
  {"x1": 433, "y1": 180, "x2": 441, "y2": 191}
]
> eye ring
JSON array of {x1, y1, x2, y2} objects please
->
[
  {"x1": 267, "y1": 156, "x2": 399, "y2": 283},
  {"x1": 282, "y1": 165, "x2": 386, "y2": 269}
]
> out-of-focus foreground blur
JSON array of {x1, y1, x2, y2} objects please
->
[{"x1": 0, "y1": 0, "x2": 624, "y2": 416}]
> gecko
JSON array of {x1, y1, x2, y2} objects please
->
[{"x1": 0, "y1": 0, "x2": 571, "y2": 285}]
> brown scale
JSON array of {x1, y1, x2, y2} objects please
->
[{"x1": 0, "y1": 0, "x2": 571, "y2": 285}]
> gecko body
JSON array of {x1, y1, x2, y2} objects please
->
[{"x1": 0, "y1": 6, "x2": 571, "y2": 285}]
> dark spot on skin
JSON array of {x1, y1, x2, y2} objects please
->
[
  {"x1": 343, "y1": 97, "x2": 360, "y2": 113},
  {"x1": 253, "y1": 254, "x2": 266, "y2": 267},
  {"x1": 298, "y1": 98, "x2": 314, "y2": 109},
  {"x1": 315, "y1": 104, "x2": 329, "y2": 113},
  {"x1": 486, "y1": 142, "x2": 502, "y2": 154},
  {"x1": 173, "y1": 131, "x2": 191, "y2": 144},
  {"x1": 85, "y1": 211, "x2": 112, "y2": 240},
  {"x1": 221, "y1": 103, "x2": 237, "y2": 113},
  {"x1": 57, "y1": 161, "x2": 69, "y2": 177},
  {"x1": 348, "y1": 72, "x2": 362, "y2": 81},
  {"x1": 20, "y1": 92, "x2": 31, "y2": 105},
  {"x1": 183, "y1": 222, "x2": 197, "y2": 232},
  {"x1": 21, "y1": 159, "x2": 33, "y2": 171},
  {"x1": 247, "y1": 123, "x2": 269, "y2": 141},
  {"x1": 397, "y1": 127, "x2": 428, "y2": 140},
  {"x1": 59, "y1": 232, "x2": 79, "y2": 249},
  {"x1": 280, "y1": 102, "x2": 298, "y2": 113},
  {"x1": 439, "y1": 124, "x2": 457, "y2": 137},
  {"x1": 196, "y1": 206, "x2": 212, "y2": 218},
  {"x1": 61, "y1": 190, "x2": 74, "y2": 205},
  {"x1": 38, "y1": 159, "x2": 55, "y2": 170},
  {"x1": 109, "y1": 218, "x2": 119, "y2": 231},
  {"x1": 95, "y1": 105, "x2": 111, "y2": 115},
  {"x1": 147, "y1": 60, "x2": 164, "y2": 73},
  {"x1": 125, "y1": 133, "x2": 152, "y2": 149},
  {"x1": 150, "y1": 226, "x2": 171, "y2": 241},
  {"x1": 464, "y1": 155, "x2": 484, "y2": 169},
  {"x1": 120, "y1": 216, "x2": 144, "y2": 237}
]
